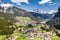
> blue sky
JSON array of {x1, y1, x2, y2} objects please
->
[{"x1": 0, "y1": 0, "x2": 60, "y2": 12}]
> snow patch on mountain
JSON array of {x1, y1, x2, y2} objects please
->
[{"x1": 33, "y1": 9, "x2": 57, "y2": 14}]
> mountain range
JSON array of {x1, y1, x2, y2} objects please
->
[{"x1": 0, "y1": 3, "x2": 56, "y2": 23}]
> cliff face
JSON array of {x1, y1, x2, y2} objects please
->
[
  {"x1": 53, "y1": 7, "x2": 60, "y2": 18},
  {"x1": 46, "y1": 7, "x2": 60, "y2": 30}
]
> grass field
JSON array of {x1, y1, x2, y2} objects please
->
[
  {"x1": 0, "y1": 35, "x2": 6, "y2": 40},
  {"x1": 16, "y1": 35, "x2": 25, "y2": 40}
]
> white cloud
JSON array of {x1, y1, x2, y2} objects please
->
[
  {"x1": 0, "y1": 3, "x2": 13, "y2": 8},
  {"x1": 11, "y1": 0, "x2": 29, "y2": 5},
  {"x1": 48, "y1": 10, "x2": 57, "y2": 14},
  {"x1": 39, "y1": 0, "x2": 51, "y2": 4}
]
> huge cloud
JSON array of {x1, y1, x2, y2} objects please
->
[
  {"x1": 39, "y1": 0, "x2": 51, "y2": 4},
  {"x1": 11, "y1": 0, "x2": 29, "y2": 5}
]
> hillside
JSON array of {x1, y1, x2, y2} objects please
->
[{"x1": 15, "y1": 16, "x2": 36, "y2": 26}]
